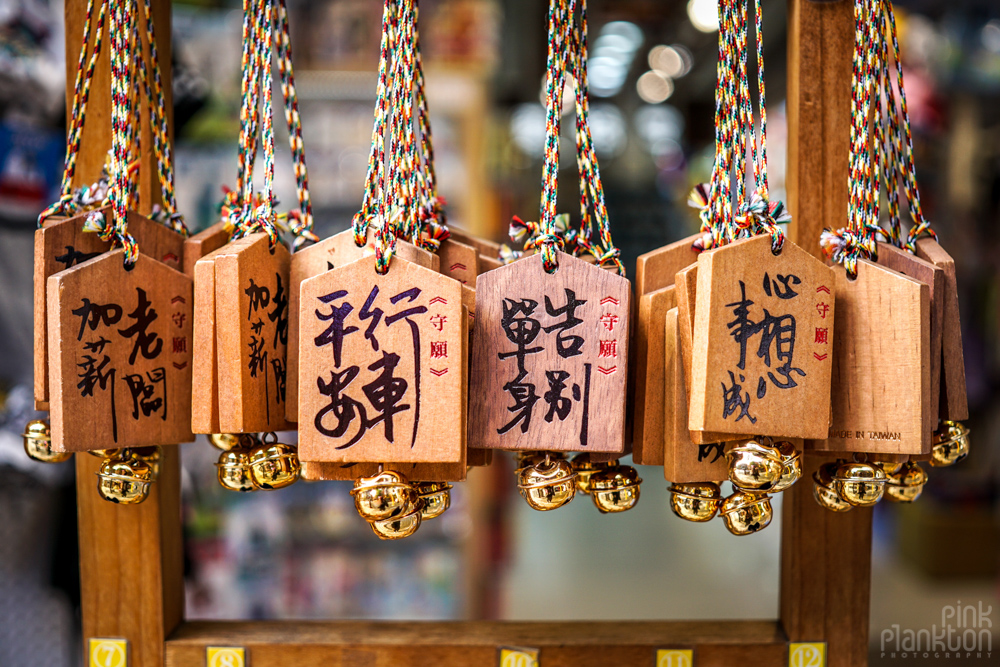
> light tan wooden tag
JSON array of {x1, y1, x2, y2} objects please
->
[
  {"x1": 468, "y1": 250, "x2": 630, "y2": 453},
  {"x1": 662, "y1": 307, "x2": 728, "y2": 483},
  {"x1": 876, "y1": 242, "x2": 943, "y2": 428},
  {"x1": 634, "y1": 233, "x2": 702, "y2": 300},
  {"x1": 689, "y1": 235, "x2": 836, "y2": 439},
  {"x1": 214, "y1": 233, "x2": 293, "y2": 433},
  {"x1": 915, "y1": 238, "x2": 968, "y2": 421},
  {"x1": 285, "y1": 228, "x2": 439, "y2": 422},
  {"x1": 34, "y1": 208, "x2": 185, "y2": 409},
  {"x1": 47, "y1": 250, "x2": 194, "y2": 451},
  {"x1": 182, "y1": 221, "x2": 229, "y2": 278},
  {"x1": 632, "y1": 285, "x2": 676, "y2": 465},
  {"x1": 438, "y1": 237, "x2": 479, "y2": 286},
  {"x1": 298, "y1": 255, "x2": 466, "y2": 463},
  {"x1": 190, "y1": 246, "x2": 228, "y2": 434},
  {"x1": 814, "y1": 260, "x2": 930, "y2": 455}
]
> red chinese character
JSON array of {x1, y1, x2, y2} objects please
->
[
  {"x1": 172, "y1": 336, "x2": 187, "y2": 353},
  {"x1": 598, "y1": 340, "x2": 617, "y2": 358},
  {"x1": 430, "y1": 341, "x2": 448, "y2": 358},
  {"x1": 599, "y1": 313, "x2": 619, "y2": 332},
  {"x1": 429, "y1": 314, "x2": 447, "y2": 331},
  {"x1": 814, "y1": 327, "x2": 828, "y2": 345},
  {"x1": 816, "y1": 302, "x2": 830, "y2": 319},
  {"x1": 172, "y1": 312, "x2": 186, "y2": 328}
]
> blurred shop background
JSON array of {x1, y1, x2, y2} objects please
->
[{"x1": 0, "y1": 0, "x2": 998, "y2": 665}]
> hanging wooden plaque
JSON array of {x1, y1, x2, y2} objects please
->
[
  {"x1": 33, "y1": 208, "x2": 184, "y2": 409},
  {"x1": 915, "y1": 238, "x2": 968, "y2": 421},
  {"x1": 632, "y1": 285, "x2": 676, "y2": 465},
  {"x1": 214, "y1": 233, "x2": 292, "y2": 433},
  {"x1": 298, "y1": 255, "x2": 466, "y2": 463},
  {"x1": 634, "y1": 234, "x2": 701, "y2": 300},
  {"x1": 47, "y1": 250, "x2": 194, "y2": 451},
  {"x1": 438, "y1": 237, "x2": 479, "y2": 286},
  {"x1": 468, "y1": 250, "x2": 630, "y2": 453},
  {"x1": 449, "y1": 227, "x2": 503, "y2": 275},
  {"x1": 662, "y1": 307, "x2": 728, "y2": 483},
  {"x1": 190, "y1": 246, "x2": 227, "y2": 434},
  {"x1": 814, "y1": 260, "x2": 930, "y2": 455},
  {"x1": 182, "y1": 221, "x2": 230, "y2": 277},
  {"x1": 689, "y1": 235, "x2": 836, "y2": 439}
]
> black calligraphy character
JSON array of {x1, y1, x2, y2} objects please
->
[
  {"x1": 698, "y1": 443, "x2": 725, "y2": 463},
  {"x1": 543, "y1": 370, "x2": 575, "y2": 422},
  {"x1": 83, "y1": 336, "x2": 111, "y2": 355},
  {"x1": 763, "y1": 272, "x2": 801, "y2": 299},
  {"x1": 77, "y1": 354, "x2": 118, "y2": 442},
  {"x1": 55, "y1": 245, "x2": 101, "y2": 269},
  {"x1": 726, "y1": 281, "x2": 756, "y2": 371},
  {"x1": 316, "y1": 367, "x2": 367, "y2": 445},
  {"x1": 72, "y1": 299, "x2": 122, "y2": 341},
  {"x1": 268, "y1": 273, "x2": 288, "y2": 348},
  {"x1": 244, "y1": 278, "x2": 270, "y2": 319},
  {"x1": 358, "y1": 286, "x2": 384, "y2": 352},
  {"x1": 543, "y1": 288, "x2": 587, "y2": 358},
  {"x1": 315, "y1": 290, "x2": 358, "y2": 368},
  {"x1": 123, "y1": 368, "x2": 166, "y2": 420},
  {"x1": 250, "y1": 318, "x2": 265, "y2": 336},
  {"x1": 756, "y1": 311, "x2": 805, "y2": 390},
  {"x1": 271, "y1": 358, "x2": 286, "y2": 404},
  {"x1": 497, "y1": 298, "x2": 544, "y2": 434},
  {"x1": 384, "y1": 287, "x2": 428, "y2": 447},
  {"x1": 117, "y1": 288, "x2": 162, "y2": 364},
  {"x1": 248, "y1": 335, "x2": 267, "y2": 378},
  {"x1": 362, "y1": 351, "x2": 411, "y2": 443},
  {"x1": 498, "y1": 379, "x2": 540, "y2": 435},
  {"x1": 722, "y1": 371, "x2": 756, "y2": 424}
]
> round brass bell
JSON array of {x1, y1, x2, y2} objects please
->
[
  {"x1": 87, "y1": 448, "x2": 122, "y2": 459},
  {"x1": 369, "y1": 500, "x2": 424, "y2": 540},
  {"x1": 719, "y1": 490, "x2": 773, "y2": 536},
  {"x1": 351, "y1": 470, "x2": 417, "y2": 521},
  {"x1": 874, "y1": 459, "x2": 904, "y2": 476},
  {"x1": 769, "y1": 440, "x2": 802, "y2": 493},
  {"x1": 414, "y1": 481, "x2": 452, "y2": 520},
  {"x1": 571, "y1": 454, "x2": 614, "y2": 495},
  {"x1": 589, "y1": 465, "x2": 642, "y2": 514},
  {"x1": 930, "y1": 421, "x2": 970, "y2": 467},
  {"x1": 215, "y1": 444, "x2": 258, "y2": 493},
  {"x1": 833, "y1": 461, "x2": 886, "y2": 507},
  {"x1": 884, "y1": 461, "x2": 928, "y2": 503},
  {"x1": 23, "y1": 420, "x2": 71, "y2": 464},
  {"x1": 726, "y1": 439, "x2": 784, "y2": 492},
  {"x1": 248, "y1": 441, "x2": 300, "y2": 490},
  {"x1": 516, "y1": 456, "x2": 577, "y2": 511},
  {"x1": 668, "y1": 482, "x2": 722, "y2": 522},
  {"x1": 96, "y1": 453, "x2": 153, "y2": 504},
  {"x1": 208, "y1": 433, "x2": 241, "y2": 451},
  {"x1": 811, "y1": 462, "x2": 853, "y2": 512},
  {"x1": 130, "y1": 446, "x2": 161, "y2": 480}
]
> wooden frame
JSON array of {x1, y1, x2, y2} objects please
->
[{"x1": 69, "y1": 0, "x2": 872, "y2": 665}]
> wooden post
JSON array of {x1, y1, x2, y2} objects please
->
[
  {"x1": 66, "y1": 0, "x2": 182, "y2": 665},
  {"x1": 783, "y1": 1, "x2": 873, "y2": 667}
]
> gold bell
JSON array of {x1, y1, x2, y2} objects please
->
[
  {"x1": 834, "y1": 461, "x2": 887, "y2": 507},
  {"x1": 208, "y1": 433, "x2": 241, "y2": 451},
  {"x1": 369, "y1": 499, "x2": 424, "y2": 540},
  {"x1": 589, "y1": 465, "x2": 642, "y2": 513},
  {"x1": 130, "y1": 446, "x2": 161, "y2": 480},
  {"x1": 726, "y1": 439, "x2": 784, "y2": 492},
  {"x1": 874, "y1": 459, "x2": 904, "y2": 476},
  {"x1": 811, "y1": 462, "x2": 853, "y2": 512},
  {"x1": 930, "y1": 421, "x2": 970, "y2": 467},
  {"x1": 351, "y1": 470, "x2": 418, "y2": 521},
  {"x1": 215, "y1": 440, "x2": 258, "y2": 492},
  {"x1": 414, "y1": 481, "x2": 452, "y2": 520},
  {"x1": 570, "y1": 454, "x2": 609, "y2": 495},
  {"x1": 668, "y1": 482, "x2": 722, "y2": 522},
  {"x1": 96, "y1": 452, "x2": 154, "y2": 504},
  {"x1": 769, "y1": 440, "x2": 802, "y2": 493},
  {"x1": 23, "y1": 420, "x2": 71, "y2": 464},
  {"x1": 516, "y1": 455, "x2": 577, "y2": 511},
  {"x1": 884, "y1": 461, "x2": 929, "y2": 503},
  {"x1": 87, "y1": 449, "x2": 122, "y2": 459},
  {"x1": 248, "y1": 437, "x2": 300, "y2": 490},
  {"x1": 719, "y1": 490, "x2": 773, "y2": 536}
]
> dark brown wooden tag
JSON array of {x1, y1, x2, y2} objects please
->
[
  {"x1": 468, "y1": 250, "x2": 630, "y2": 453},
  {"x1": 47, "y1": 250, "x2": 194, "y2": 451},
  {"x1": 632, "y1": 285, "x2": 676, "y2": 465}
]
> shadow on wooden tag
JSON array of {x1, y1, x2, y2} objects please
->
[
  {"x1": 632, "y1": 285, "x2": 676, "y2": 465},
  {"x1": 47, "y1": 250, "x2": 194, "y2": 451},
  {"x1": 215, "y1": 233, "x2": 292, "y2": 433},
  {"x1": 468, "y1": 250, "x2": 630, "y2": 453},
  {"x1": 182, "y1": 221, "x2": 229, "y2": 278},
  {"x1": 915, "y1": 238, "x2": 968, "y2": 421},
  {"x1": 690, "y1": 235, "x2": 835, "y2": 440},
  {"x1": 813, "y1": 260, "x2": 930, "y2": 455},
  {"x1": 298, "y1": 255, "x2": 466, "y2": 463}
]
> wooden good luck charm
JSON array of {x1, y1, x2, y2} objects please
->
[
  {"x1": 689, "y1": 235, "x2": 835, "y2": 440},
  {"x1": 438, "y1": 237, "x2": 479, "y2": 286},
  {"x1": 47, "y1": 250, "x2": 194, "y2": 451},
  {"x1": 298, "y1": 255, "x2": 467, "y2": 463},
  {"x1": 816, "y1": 260, "x2": 930, "y2": 455},
  {"x1": 468, "y1": 250, "x2": 630, "y2": 453},
  {"x1": 182, "y1": 221, "x2": 230, "y2": 277},
  {"x1": 450, "y1": 227, "x2": 502, "y2": 274},
  {"x1": 632, "y1": 284, "x2": 676, "y2": 465}
]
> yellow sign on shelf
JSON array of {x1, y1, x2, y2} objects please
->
[
  {"x1": 789, "y1": 642, "x2": 827, "y2": 667},
  {"x1": 88, "y1": 638, "x2": 128, "y2": 667},
  {"x1": 207, "y1": 646, "x2": 247, "y2": 667},
  {"x1": 656, "y1": 648, "x2": 694, "y2": 667},
  {"x1": 498, "y1": 646, "x2": 539, "y2": 667}
]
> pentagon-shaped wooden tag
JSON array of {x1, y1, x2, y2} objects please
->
[
  {"x1": 469, "y1": 250, "x2": 630, "y2": 453},
  {"x1": 47, "y1": 250, "x2": 194, "y2": 451},
  {"x1": 190, "y1": 245, "x2": 228, "y2": 434},
  {"x1": 689, "y1": 235, "x2": 835, "y2": 440},
  {"x1": 182, "y1": 221, "x2": 229, "y2": 277},
  {"x1": 632, "y1": 285, "x2": 676, "y2": 465},
  {"x1": 438, "y1": 237, "x2": 479, "y2": 286},
  {"x1": 815, "y1": 260, "x2": 930, "y2": 455},
  {"x1": 298, "y1": 255, "x2": 466, "y2": 463},
  {"x1": 214, "y1": 233, "x2": 292, "y2": 433},
  {"x1": 449, "y1": 227, "x2": 503, "y2": 275},
  {"x1": 634, "y1": 233, "x2": 701, "y2": 299}
]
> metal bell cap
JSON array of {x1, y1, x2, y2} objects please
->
[
  {"x1": 208, "y1": 433, "x2": 241, "y2": 451},
  {"x1": 215, "y1": 445, "x2": 258, "y2": 493},
  {"x1": 834, "y1": 461, "x2": 887, "y2": 507},
  {"x1": 517, "y1": 456, "x2": 577, "y2": 511},
  {"x1": 23, "y1": 419, "x2": 71, "y2": 464},
  {"x1": 930, "y1": 421, "x2": 970, "y2": 467},
  {"x1": 726, "y1": 439, "x2": 784, "y2": 492},
  {"x1": 885, "y1": 462, "x2": 929, "y2": 503},
  {"x1": 570, "y1": 454, "x2": 615, "y2": 495},
  {"x1": 668, "y1": 481, "x2": 722, "y2": 522},
  {"x1": 874, "y1": 459, "x2": 905, "y2": 476},
  {"x1": 248, "y1": 442, "x2": 300, "y2": 490},
  {"x1": 130, "y1": 446, "x2": 162, "y2": 480},
  {"x1": 414, "y1": 481, "x2": 452, "y2": 520},
  {"x1": 769, "y1": 440, "x2": 802, "y2": 493},
  {"x1": 351, "y1": 470, "x2": 417, "y2": 521},
  {"x1": 811, "y1": 463, "x2": 853, "y2": 512},
  {"x1": 369, "y1": 500, "x2": 424, "y2": 540},
  {"x1": 719, "y1": 490, "x2": 773, "y2": 536},
  {"x1": 589, "y1": 465, "x2": 641, "y2": 514},
  {"x1": 96, "y1": 454, "x2": 153, "y2": 505}
]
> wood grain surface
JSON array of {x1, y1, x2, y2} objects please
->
[
  {"x1": 190, "y1": 246, "x2": 226, "y2": 434},
  {"x1": 632, "y1": 285, "x2": 676, "y2": 465},
  {"x1": 634, "y1": 234, "x2": 701, "y2": 299},
  {"x1": 182, "y1": 221, "x2": 229, "y2": 277}
]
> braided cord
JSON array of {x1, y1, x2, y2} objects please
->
[{"x1": 105, "y1": 0, "x2": 139, "y2": 265}]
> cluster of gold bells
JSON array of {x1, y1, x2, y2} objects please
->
[
  {"x1": 209, "y1": 433, "x2": 301, "y2": 493},
  {"x1": 351, "y1": 470, "x2": 452, "y2": 540},
  {"x1": 515, "y1": 452, "x2": 642, "y2": 514}
]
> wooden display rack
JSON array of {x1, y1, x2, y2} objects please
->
[{"x1": 68, "y1": 1, "x2": 872, "y2": 665}]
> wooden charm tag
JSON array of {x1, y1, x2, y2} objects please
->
[
  {"x1": 47, "y1": 250, "x2": 194, "y2": 451},
  {"x1": 190, "y1": 246, "x2": 227, "y2": 434},
  {"x1": 468, "y1": 250, "x2": 630, "y2": 453},
  {"x1": 438, "y1": 237, "x2": 480, "y2": 286},
  {"x1": 815, "y1": 260, "x2": 930, "y2": 455},
  {"x1": 182, "y1": 221, "x2": 230, "y2": 278},
  {"x1": 634, "y1": 233, "x2": 701, "y2": 299},
  {"x1": 449, "y1": 227, "x2": 502, "y2": 275},
  {"x1": 298, "y1": 255, "x2": 466, "y2": 463},
  {"x1": 631, "y1": 284, "x2": 676, "y2": 465},
  {"x1": 214, "y1": 233, "x2": 292, "y2": 433},
  {"x1": 689, "y1": 235, "x2": 835, "y2": 439}
]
